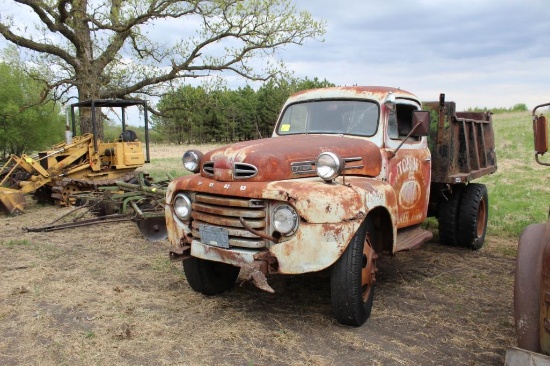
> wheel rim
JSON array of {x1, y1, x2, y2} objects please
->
[
  {"x1": 61, "y1": 184, "x2": 79, "y2": 205},
  {"x1": 476, "y1": 197, "x2": 487, "y2": 238},
  {"x1": 361, "y1": 233, "x2": 377, "y2": 302}
]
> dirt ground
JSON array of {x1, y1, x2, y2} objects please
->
[{"x1": 1, "y1": 201, "x2": 516, "y2": 365}]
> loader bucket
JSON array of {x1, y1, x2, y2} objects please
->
[{"x1": 0, "y1": 187, "x2": 26, "y2": 215}]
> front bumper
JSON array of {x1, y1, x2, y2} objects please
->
[{"x1": 165, "y1": 202, "x2": 362, "y2": 275}]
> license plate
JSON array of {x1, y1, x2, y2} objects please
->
[{"x1": 199, "y1": 225, "x2": 229, "y2": 249}]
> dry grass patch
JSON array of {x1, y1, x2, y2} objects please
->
[{"x1": 1, "y1": 202, "x2": 515, "y2": 365}]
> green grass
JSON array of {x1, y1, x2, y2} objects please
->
[
  {"x1": 136, "y1": 152, "x2": 193, "y2": 182},
  {"x1": 479, "y1": 111, "x2": 550, "y2": 238},
  {"x1": 2, "y1": 239, "x2": 31, "y2": 247},
  {"x1": 141, "y1": 157, "x2": 190, "y2": 182}
]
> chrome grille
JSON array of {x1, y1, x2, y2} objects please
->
[
  {"x1": 234, "y1": 162, "x2": 258, "y2": 179},
  {"x1": 201, "y1": 161, "x2": 258, "y2": 179},
  {"x1": 202, "y1": 161, "x2": 214, "y2": 176},
  {"x1": 191, "y1": 193, "x2": 267, "y2": 249}
]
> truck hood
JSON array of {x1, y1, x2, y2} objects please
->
[{"x1": 201, "y1": 135, "x2": 382, "y2": 182}]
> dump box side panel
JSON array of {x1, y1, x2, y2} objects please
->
[{"x1": 424, "y1": 100, "x2": 497, "y2": 184}]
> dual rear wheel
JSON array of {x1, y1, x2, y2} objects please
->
[{"x1": 438, "y1": 183, "x2": 488, "y2": 250}]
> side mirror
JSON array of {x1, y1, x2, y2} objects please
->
[
  {"x1": 411, "y1": 110, "x2": 430, "y2": 137},
  {"x1": 534, "y1": 115, "x2": 548, "y2": 154},
  {"x1": 388, "y1": 110, "x2": 431, "y2": 159},
  {"x1": 384, "y1": 93, "x2": 396, "y2": 111}
]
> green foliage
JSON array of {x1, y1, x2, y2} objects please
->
[
  {"x1": 3, "y1": 239, "x2": 31, "y2": 247},
  {"x1": 467, "y1": 103, "x2": 529, "y2": 114},
  {"x1": 154, "y1": 77, "x2": 335, "y2": 144},
  {"x1": 0, "y1": 0, "x2": 326, "y2": 136},
  {"x1": 0, "y1": 49, "x2": 65, "y2": 157},
  {"x1": 478, "y1": 111, "x2": 550, "y2": 238}
]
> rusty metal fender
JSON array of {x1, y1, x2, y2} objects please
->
[
  {"x1": 515, "y1": 223, "x2": 547, "y2": 353},
  {"x1": 167, "y1": 174, "x2": 398, "y2": 224},
  {"x1": 340, "y1": 176, "x2": 399, "y2": 250},
  {"x1": 539, "y1": 218, "x2": 550, "y2": 354},
  {"x1": 165, "y1": 174, "x2": 399, "y2": 273},
  {"x1": 268, "y1": 220, "x2": 363, "y2": 273},
  {"x1": 265, "y1": 177, "x2": 397, "y2": 272}
]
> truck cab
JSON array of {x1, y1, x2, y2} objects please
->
[{"x1": 274, "y1": 87, "x2": 431, "y2": 230}]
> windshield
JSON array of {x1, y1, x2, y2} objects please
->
[{"x1": 277, "y1": 100, "x2": 379, "y2": 136}]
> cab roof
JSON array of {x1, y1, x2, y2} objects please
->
[{"x1": 286, "y1": 86, "x2": 419, "y2": 105}]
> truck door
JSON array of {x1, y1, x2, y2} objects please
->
[{"x1": 385, "y1": 102, "x2": 431, "y2": 228}]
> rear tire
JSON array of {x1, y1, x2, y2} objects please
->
[
  {"x1": 515, "y1": 223, "x2": 546, "y2": 353},
  {"x1": 437, "y1": 184, "x2": 464, "y2": 246},
  {"x1": 331, "y1": 218, "x2": 378, "y2": 326},
  {"x1": 183, "y1": 258, "x2": 240, "y2": 295},
  {"x1": 457, "y1": 183, "x2": 488, "y2": 250}
]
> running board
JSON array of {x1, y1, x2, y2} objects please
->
[{"x1": 395, "y1": 226, "x2": 433, "y2": 252}]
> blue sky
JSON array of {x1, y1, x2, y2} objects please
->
[
  {"x1": 284, "y1": 0, "x2": 550, "y2": 110},
  {"x1": 1, "y1": 0, "x2": 549, "y2": 111}
]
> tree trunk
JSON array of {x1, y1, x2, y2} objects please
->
[
  {"x1": 75, "y1": 65, "x2": 105, "y2": 139},
  {"x1": 73, "y1": 0, "x2": 104, "y2": 139}
]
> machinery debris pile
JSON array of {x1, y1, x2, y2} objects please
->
[
  {"x1": 0, "y1": 99, "x2": 151, "y2": 215},
  {"x1": 23, "y1": 173, "x2": 168, "y2": 241}
]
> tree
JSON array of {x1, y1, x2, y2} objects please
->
[
  {"x1": 256, "y1": 77, "x2": 334, "y2": 137},
  {"x1": 0, "y1": 0, "x2": 325, "y2": 136},
  {"x1": 154, "y1": 76, "x2": 336, "y2": 144},
  {"x1": 510, "y1": 103, "x2": 528, "y2": 112},
  {"x1": 0, "y1": 49, "x2": 65, "y2": 157}
]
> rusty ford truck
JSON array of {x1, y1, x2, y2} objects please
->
[{"x1": 164, "y1": 86, "x2": 497, "y2": 326}]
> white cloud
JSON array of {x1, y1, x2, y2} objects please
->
[
  {"x1": 285, "y1": 0, "x2": 550, "y2": 109},
  {"x1": 2, "y1": 0, "x2": 549, "y2": 110}
]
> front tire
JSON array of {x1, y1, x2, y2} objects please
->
[
  {"x1": 331, "y1": 218, "x2": 378, "y2": 326},
  {"x1": 183, "y1": 258, "x2": 240, "y2": 295}
]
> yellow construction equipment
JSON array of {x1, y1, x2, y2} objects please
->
[{"x1": 0, "y1": 99, "x2": 151, "y2": 215}]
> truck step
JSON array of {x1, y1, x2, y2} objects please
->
[{"x1": 395, "y1": 226, "x2": 433, "y2": 252}]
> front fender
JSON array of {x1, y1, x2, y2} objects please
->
[
  {"x1": 515, "y1": 223, "x2": 546, "y2": 353},
  {"x1": 165, "y1": 174, "x2": 398, "y2": 274},
  {"x1": 540, "y1": 219, "x2": 550, "y2": 354},
  {"x1": 167, "y1": 174, "x2": 368, "y2": 223},
  {"x1": 268, "y1": 177, "x2": 398, "y2": 273}
]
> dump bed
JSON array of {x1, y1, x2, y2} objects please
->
[{"x1": 424, "y1": 95, "x2": 497, "y2": 184}]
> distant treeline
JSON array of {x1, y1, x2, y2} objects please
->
[
  {"x1": 107, "y1": 83, "x2": 530, "y2": 145},
  {"x1": 467, "y1": 103, "x2": 528, "y2": 114},
  {"x1": 151, "y1": 78, "x2": 334, "y2": 144}
]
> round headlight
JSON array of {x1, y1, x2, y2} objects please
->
[
  {"x1": 182, "y1": 150, "x2": 203, "y2": 173},
  {"x1": 273, "y1": 205, "x2": 299, "y2": 236},
  {"x1": 173, "y1": 193, "x2": 192, "y2": 221},
  {"x1": 316, "y1": 152, "x2": 344, "y2": 181}
]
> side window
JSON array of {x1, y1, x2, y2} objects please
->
[
  {"x1": 390, "y1": 103, "x2": 419, "y2": 141},
  {"x1": 388, "y1": 110, "x2": 398, "y2": 139}
]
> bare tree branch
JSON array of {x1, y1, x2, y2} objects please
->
[{"x1": 0, "y1": 0, "x2": 325, "y2": 133}]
